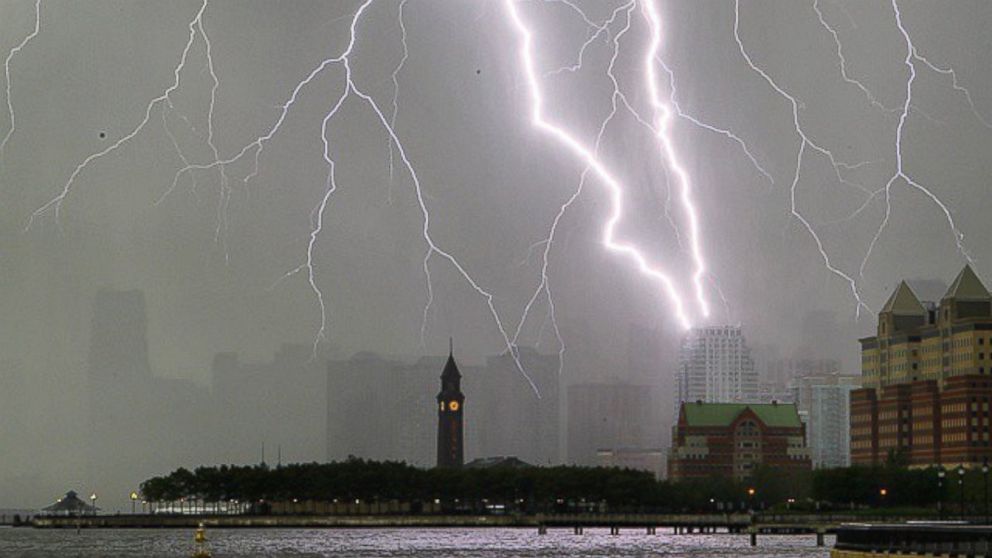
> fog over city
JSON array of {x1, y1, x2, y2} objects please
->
[{"x1": 1, "y1": 0, "x2": 990, "y2": 509}]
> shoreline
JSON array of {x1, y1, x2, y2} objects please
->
[{"x1": 33, "y1": 513, "x2": 755, "y2": 530}]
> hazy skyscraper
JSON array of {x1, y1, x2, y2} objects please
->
[
  {"x1": 87, "y1": 289, "x2": 152, "y2": 381},
  {"x1": 790, "y1": 374, "x2": 860, "y2": 468},
  {"x1": 210, "y1": 344, "x2": 326, "y2": 465},
  {"x1": 675, "y1": 325, "x2": 758, "y2": 415}
]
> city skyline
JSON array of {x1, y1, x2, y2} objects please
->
[{"x1": 3, "y1": 6, "x2": 992, "y2": 543}]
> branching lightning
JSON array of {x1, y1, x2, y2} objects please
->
[
  {"x1": 1, "y1": 0, "x2": 41, "y2": 163},
  {"x1": 812, "y1": 0, "x2": 897, "y2": 114},
  {"x1": 734, "y1": 0, "x2": 871, "y2": 317},
  {"x1": 15, "y1": 0, "x2": 991, "y2": 393},
  {"x1": 504, "y1": 0, "x2": 696, "y2": 331},
  {"x1": 513, "y1": 0, "x2": 637, "y2": 377},
  {"x1": 27, "y1": 0, "x2": 209, "y2": 230},
  {"x1": 859, "y1": 0, "x2": 974, "y2": 278}
]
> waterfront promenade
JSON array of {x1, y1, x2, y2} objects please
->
[{"x1": 30, "y1": 512, "x2": 926, "y2": 533}]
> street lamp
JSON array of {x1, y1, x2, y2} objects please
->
[
  {"x1": 130, "y1": 492, "x2": 139, "y2": 515},
  {"x1": 89, "y1": 493, "x2": 98, "y2": 517},
  {"x1": 959, "y1": 466, "x2": 967, "y2": 521},
  {"x1": 938, "y1": 469, "x2": 946, "y2": 520},
  {"x1": 747, "y1": 487, "x2": 756, "y2": 512},
  {"x1": 984, "y1": 459, "x2": 990, "y2": 525},
  {"x1": 879, "y1": 488, "x2": 888, "y2": 507}
]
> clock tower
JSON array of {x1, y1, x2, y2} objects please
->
[{"x1": 436, "y1": 340, "x2": 465, "y2": 468}]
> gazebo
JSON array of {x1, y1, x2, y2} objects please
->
[{"x1": 41, "y1": 491, "x2": 98, "y2": 516}]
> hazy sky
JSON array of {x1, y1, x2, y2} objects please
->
[{"x1": 1, "y1": 0, "x2": 991, "y2": 502}]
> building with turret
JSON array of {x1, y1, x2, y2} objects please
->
[{"x1": 852, "y1": 265, "x2": 992, "y2": 468}]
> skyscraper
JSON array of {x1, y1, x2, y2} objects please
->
[
  {"x1": 790, "y1": 373, "x2": 860, "y2": 468},
  {"x1": 674, "y1": 325, "x2": 758, "y2": 416},
  {"x1": 87, "y1": 289, "x2": 152, "y2": 382}
]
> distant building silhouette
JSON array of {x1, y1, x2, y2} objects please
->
[
  {"x1": 596, "y1": 448, "x2": 665, "y2": 479},
  {"x1": 470, "y1": 348, "x2": 560, "y2": 466},
  {"x1": 567, "y1": 382, "x2": 655, "y2": 466},
  {"x1": 87, "y1": 289, "x2": 151, "y2": 382},
  {"x1": 436, "y1": 344, "x2": 465, "y2": 468},
  {"x1": 327, "y1": 353, "x2": 480, "y2": 467},
  {"x1": 210, "y1": 344, "x2": 326, "y2": 465},
  {"x1": 85, "y1": 288, "x2": 207, "y2": 509}
]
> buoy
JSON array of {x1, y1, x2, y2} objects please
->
[{"x1": 191, "y1": 523, "x2": 211, "y2": 558}]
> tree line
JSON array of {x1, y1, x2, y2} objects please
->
[{"x1": 139, "y1": 456, "x2": 988, "y2": 515}]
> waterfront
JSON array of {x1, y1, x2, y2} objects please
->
[{"x1": 0, "y1": 527, "x2": 831, "y2": 557}]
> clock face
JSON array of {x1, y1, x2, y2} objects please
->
[{"x1": 448, "y1": 401, "x2": 460, "y2": 412}]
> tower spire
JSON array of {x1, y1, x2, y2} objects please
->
[{"x1": 449, "y1": 337, "x2": 453, "y2": 356}]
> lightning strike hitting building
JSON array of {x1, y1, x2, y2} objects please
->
[{"x1": 5, "y1": 0, "x2": 987, "y2": 392}]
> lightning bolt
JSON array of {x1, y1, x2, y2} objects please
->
[
  {"x1": 733, "y1": 0, "x2": 870, "y2": 317},
  {"x1": 387, "y1": 0, "x2": 408, "y2": 196},
  {"x1": 812, "y1": 0, "x2": 897, "y2": 114},
  {"x1": 504, "y1": 0, "x2": 694, "y2": 331},
  {"x1": 913, "y1": 50, "x2": 992, "y2": 131},
  {"x1": 654, "y1": 56, "x2": 775, "y2": 188},
  {"x1": 544, "y1": 0, "x2": 630, "y2": 77},
  {"x1": 1, "y1": 0, "x2": 41, "y2": 162},
  {"x1": 195, "y1": 6, "x2": 233, "y2": 262},
  {"x1": 27, "y1": 0, "x2": 209, "y2": 230},
  {"x1": 243, "y1": 0, "x2": 540, "y2": 393},
  {"x1": 517, "y1": 1, "x2": 771, "y2": 353},
  {"x1": 513, "y1": 0, "x2": 638, "y2": 377},
  {"x1": 859, "y1": 0, "x2": 974, "y2": 278},
  {"x1": 642, "y1": 0, "x2": 710, "y2": 319}
]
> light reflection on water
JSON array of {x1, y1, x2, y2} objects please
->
[{"x1": 0, "y1": 527, "x2": 833, "y2": 557}]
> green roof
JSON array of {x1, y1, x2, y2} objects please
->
[
  {"x1": 682, "y1": 402, "x2": 802, "y2": 428},
  {"x1": 882, "y1": 281, "x2": 925, "y2": 315},
  {"x1": 944, "y1": 265, "x2": 990, "y2": 301}
]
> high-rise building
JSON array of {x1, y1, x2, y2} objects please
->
[
  {"x1": 436, "y1": 347, "x2": 465, "y2": 468},
  {"x1": 567, "y1": 382, "x2": 655, "y2": 466},
  {"x1": 668, "y1": 401, "x2": 811, "y2": 480},
  {"x1": 790, "y1": 374, "x2": 860, "y2": 468},
  {"x1": 87, "y1": 289, "x2": 152, "y2": 382},
  {"x1": 852, "y1": 266, "x2": 992, "y2": 468},
  {"x1": 85, "y1": 289, "x2": 206, "y2": 508},
  {"x1": 674, "y1": 325, "x2": 758, "y2": 416}
]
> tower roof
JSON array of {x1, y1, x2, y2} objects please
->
[
  {"x1": 441, "y1": 344, "x2": 461, "y2": 381},
  {"x1": 881, "y1": 281, "x2": 925, "y2": 315},
  {"x1": 943, "y1": 265, "x2": 990, "y2": 301}
]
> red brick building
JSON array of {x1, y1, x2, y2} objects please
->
[
  {"x1": 668, "y1": 401, "x2": 811, "y2": 480},
  {"x1": 853, "y1": 266, "x2": 992, "y2": 468}
]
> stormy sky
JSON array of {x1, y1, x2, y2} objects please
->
[{"x1": 1, "y1": 0, "x2": 990, "y2": 506}]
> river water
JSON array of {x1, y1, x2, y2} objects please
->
[{"x1": 0, "y1": 527, "x2": 833, "y2": 557}]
